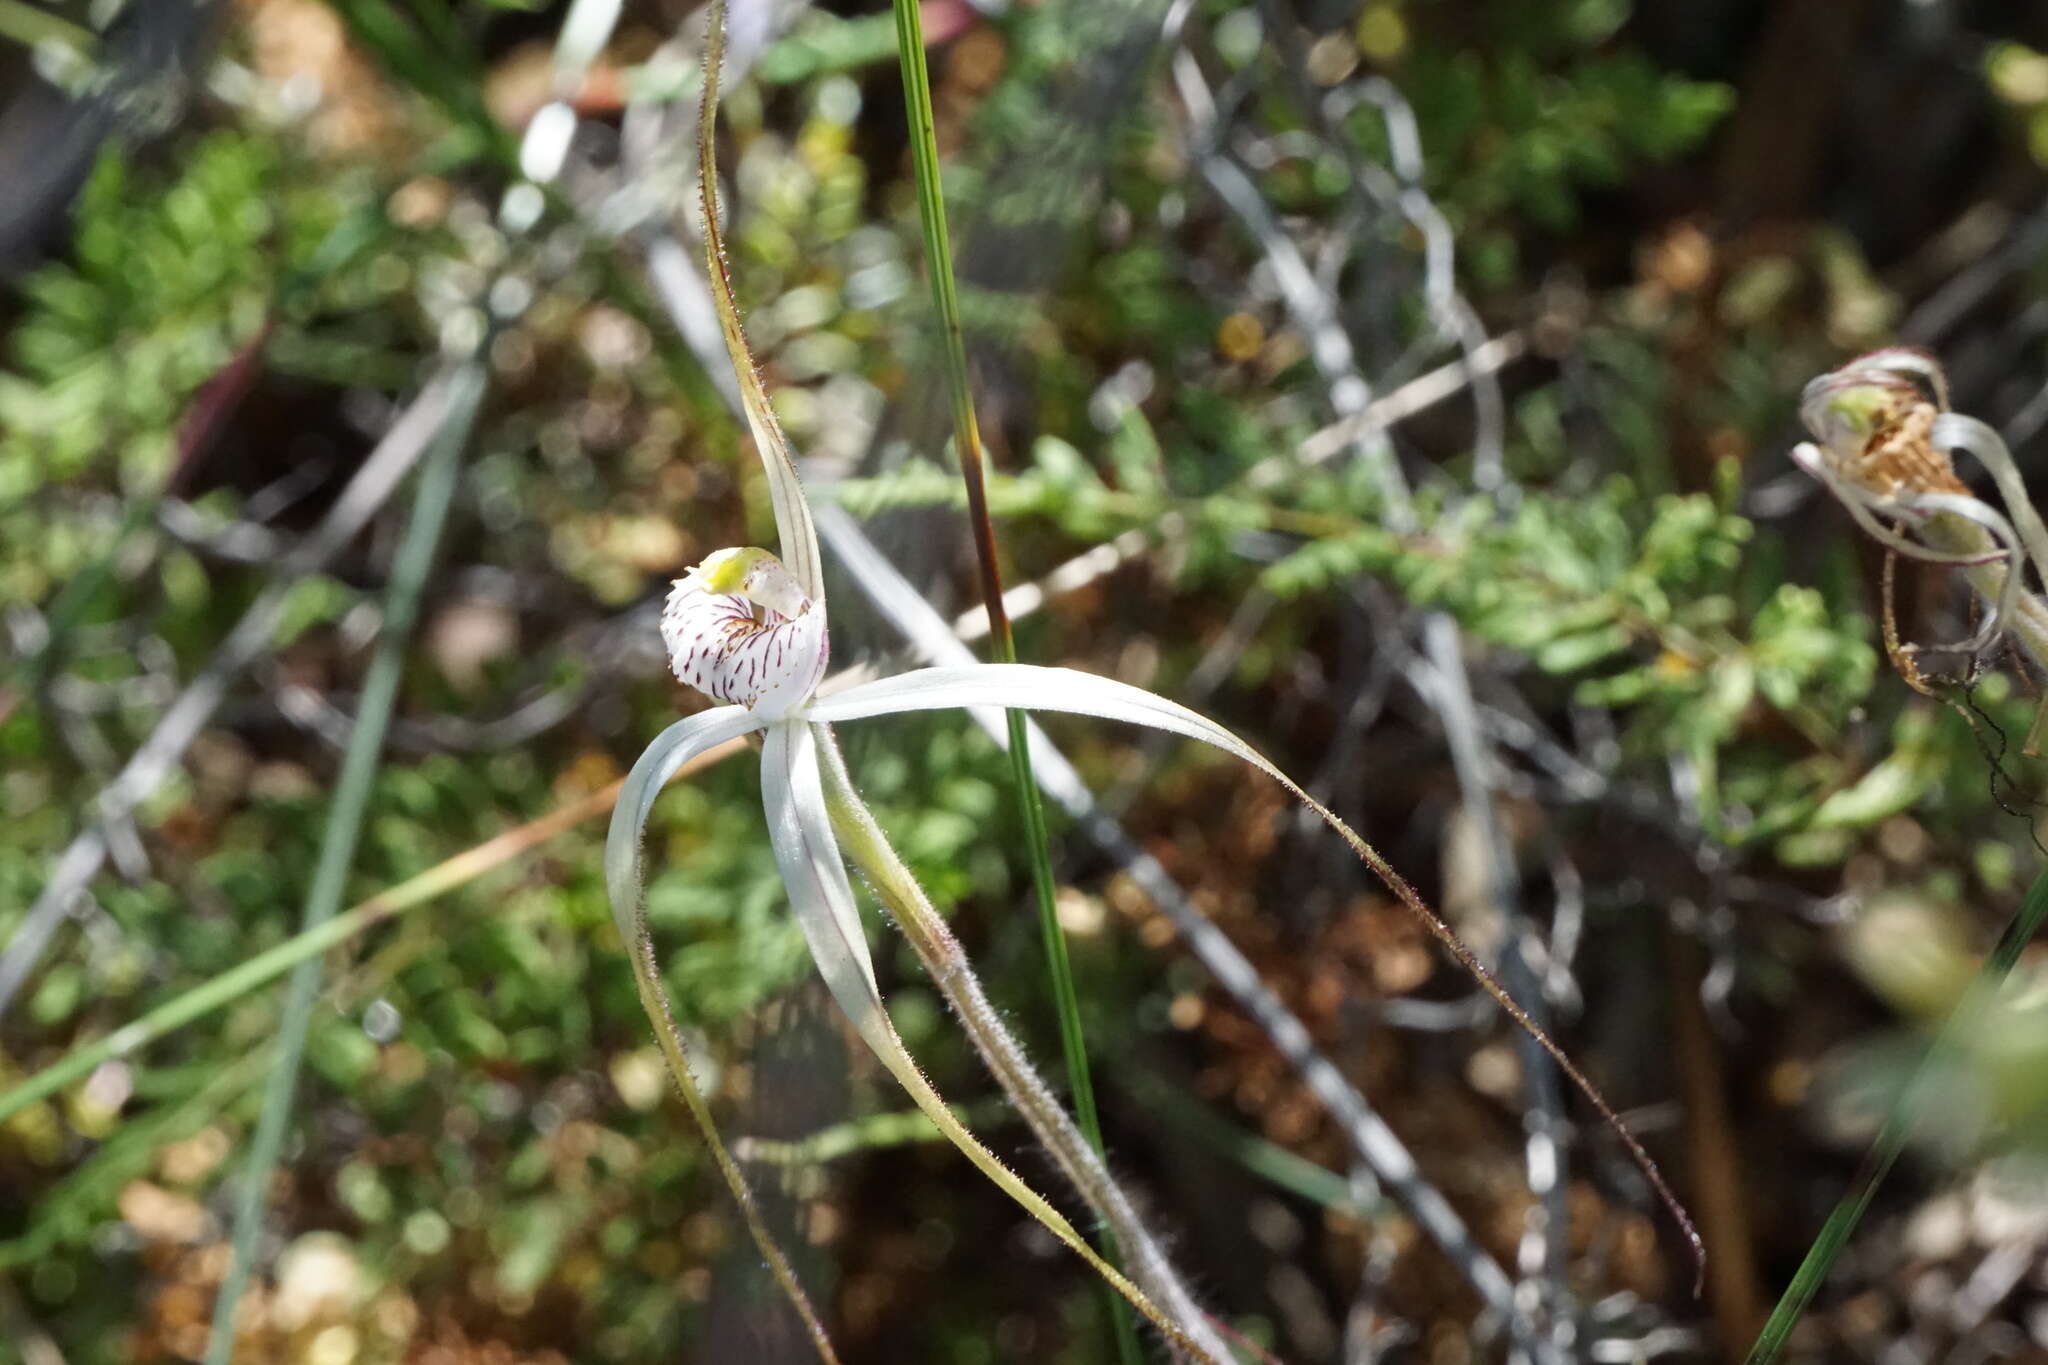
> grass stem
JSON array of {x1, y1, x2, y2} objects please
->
[{"x1": 885, "y1": 6, "x2": 1140, "y2": 1360}]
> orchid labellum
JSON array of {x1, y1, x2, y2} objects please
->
[{"x1": 605, "y1": 2, "x2": 1699, "y2": 1359}]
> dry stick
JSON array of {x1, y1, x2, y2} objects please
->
[
  {"x1": 1172, "y1": 42, "x2": 1701, "y2": 1315},
  {"x1": 0, "y1": 369, "x2": 473, "y2": 1021}
]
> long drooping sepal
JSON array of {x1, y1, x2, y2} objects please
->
[
  {"x1": 602, "y1": 707, "x2": 842, "y2": 1364},
  {"x1": 811, "y1": 729, "x2": 1240, "y2": 1365},
  {"x1": 760, "y1": 723, "x2": 883, "y2": 1013},
  {"x1": 810, "y1": 664, "x2": 1707, "y2": 1289},
  {"x1": 696, "y1": 0, "x2": 825, "y2": 605},
  {"x1": 606, "y1": 706, "x2": 767, "y2": 941},
  {"x1": 754, "y1": 719, "x2": 1226, "y2": 1363}
]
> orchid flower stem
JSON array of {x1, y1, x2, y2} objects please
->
[
  {"x1": 887, "y1": 2, "x2": 1138, "y2": 1359},
  {"x1": 816, "y1": 729, "x2": 1239, "y2": 1365}
]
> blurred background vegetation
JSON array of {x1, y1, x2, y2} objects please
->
[{"x1": 7, "y1": 0, "x2": 2048, "y2": 1361}]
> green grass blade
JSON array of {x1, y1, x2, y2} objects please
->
[
  {"x1": 885, "y1": 5, "x2": 1140, "y2": 1360},
  {"x1": 200, "y1": 364, "x2": 485, "y2": 1363},
  {"x1": 1747, "y1": 860, "x2": 2048, "y2": 1363}
]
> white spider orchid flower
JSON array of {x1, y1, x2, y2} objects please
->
[
  {"x1": 1793, "y1": 348, "x2": 2048, "y2": 667},
  {"x1": 606, "y1": 5, "x2": 1246, "y2": 1355},
  {"x1": 612, "y1": 536, "x2": 1461, "y2": 1362},
  {"x1": 606, "y1": 1, "x2": 1697, "y2": 1355},
  {"x1": 621, "y1": 540, "x2": 1597, "y2": 1097},
  {"x1": 613, "y1": 529, "x2": 1708, "y2": 1353},
  {"x1": 615, "y1": 537, "x2": 1310, "y2": 1361}
]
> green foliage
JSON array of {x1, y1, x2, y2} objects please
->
[
  {"x1": 0, "y1": 128, "x2": 419, "y2": 606},
  {"x1": 1349, "y1": 3, "x2": 1733, "y2": 283},
  {"x1": 1399, "y1": 47, "x2": 1731, "y2": 228}
]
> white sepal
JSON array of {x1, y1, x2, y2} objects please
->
[
  {"x1": 759, "y1": 722, "x2": 884, "y2": 1033},
  {"x1": 604, "y1": 705, "x2": 768, "y2": 947}
]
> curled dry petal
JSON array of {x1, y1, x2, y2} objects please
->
[
  {"x1": 660, "y1": 548, "x2": 828, "y2": 719},
  {"x1": 1799, "y1": 361, "x2": 1970, "y2": 501},
  {"x1": 1793, "y1": 351, "x2": 2048, "y2": 672}
]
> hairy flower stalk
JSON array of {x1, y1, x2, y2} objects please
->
[
  {"x1": 814, "y1": 737, "x2": 1224, "y2": 1354},
  {"x1": 1795, "y1": 349, "x2": 2048, "y2": 677}
]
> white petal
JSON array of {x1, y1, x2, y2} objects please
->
[
  {"x1": 604, "y1": 705, "x2": 766, "y2": 946},
  {"x1": 813, "y1": 664, "x2": 1267, "y2": 756},
  {"x1": 759, "y1": 722, "x2": 885, "y2": 1037}
]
